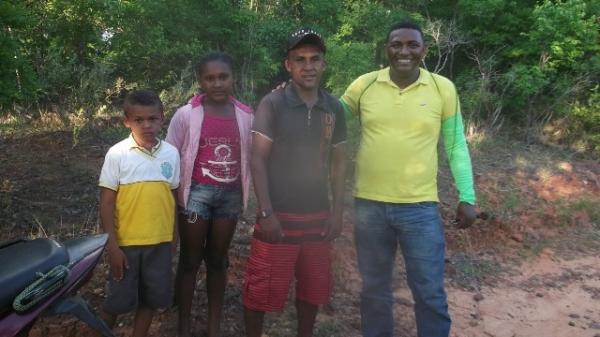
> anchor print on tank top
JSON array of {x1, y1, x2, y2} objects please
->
[{"x1": 192, "y1": 115, "x2": 241, "y2": 186}]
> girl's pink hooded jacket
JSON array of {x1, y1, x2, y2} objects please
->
[{"x1": 166, "y1": 94, "x2": 253, "y2": 210}]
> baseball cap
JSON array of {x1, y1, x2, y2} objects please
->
[{"x1": 287, "y1": 27, "x2": 326, "y2": 54}]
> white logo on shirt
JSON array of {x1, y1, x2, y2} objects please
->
[{"x1": 202, "y1": 144, "x2": 239, "y2": 183}]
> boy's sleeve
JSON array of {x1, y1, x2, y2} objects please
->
[
  {"x1": 170, "y1": 151, "x2": 181, "y2": 190},
  {"x1": 441, "y1": 83, "x2": 476, "y2": 204},
  {"x1": 332, "y1": 101, "x2": 347, "y2": 146},
  {"x1": 251, "y1": 95, "x2": 275, "y2": 141},
  {"x1": 98, "y1": 148, "x2": 120, "y2": 191}
]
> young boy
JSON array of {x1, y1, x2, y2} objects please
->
[{"x1": 98, "y1": 90, "x2": 180, "y2": 336}]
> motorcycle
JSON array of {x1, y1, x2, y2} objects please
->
[{"x1": 0, "y1": 234, "x2": 114, "y2": 337}]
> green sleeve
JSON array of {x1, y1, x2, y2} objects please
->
[{"x1": 441, "y1": 113, "x2": 476, "y2": 204}]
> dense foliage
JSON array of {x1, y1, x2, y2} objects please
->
[{"x1": 1, "y1": 0, "x2": 598, "y2": 150}]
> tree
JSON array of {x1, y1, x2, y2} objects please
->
[{"x1": 0, "y1": 1, "x2": 38, "y2": 107}]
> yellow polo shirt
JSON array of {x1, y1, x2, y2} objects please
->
[
  {"x1": 99, "y1": 135, "x2": 180, "y2": 246},
  {"x1": 341, "y1": 67, "x2": 459, "y2": 203}
]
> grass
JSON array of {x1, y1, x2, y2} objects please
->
[
  {"x1": 261, "y1": 306, "x2": 347, "y2": 337},
  {"x1": 263, "y1": 310, "x2": 296, "y2": 337},
  {"x1": 314, "y1": 320, "x2": 344, "y2": 337},
  {"x1": 95, "y1": 122, "x2": 130, "y2": 145},
  {"x1": 0, "y1": 111, "x2": 67, "y2": 137},
  {"x1": 500, "y1": 190, "x2": 520, "y2": 217},
  {"x1": 557, "y1": 197, "x2": 600, "y2": 227},
  {"x1": 446, "y1": 252, "x2": 503, "y2": 290},
  {"x1": 527, "y1": 235, "x2": 551, "y2": 254}
]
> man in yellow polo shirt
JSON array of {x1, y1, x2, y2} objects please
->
[{"x1": 341, "y1": 21, "x2": 477, "y2": 337}]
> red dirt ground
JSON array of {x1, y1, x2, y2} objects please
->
[{"x1": 1, "y1": 129, "x2": 599, "y2": 337}]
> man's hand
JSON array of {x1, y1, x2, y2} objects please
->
[
  {"x1": 272, "y1": 80, "x2": 290, "y2": 92},
  {"x1": 260, "y1": 215, "x2": 283, "y2": 243},
  {"x1": 323, "y1": 212, "x2": 343, "y2": 241},
  {"x1": 455, "y1": 202, "x2": 477, "y2": 229},
  {"x1": 107, "y1": 243, "x2": 128, "y2": 281}
]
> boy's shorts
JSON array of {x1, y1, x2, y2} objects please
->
[
  {"x1": 182, "y1": 182, "x2": 242, "y2": 221},
  {"x1": 103, "y1": 242, "x2": 172, "y2": 315},
  {"x1": 243, "y1": 238, "x2": 332, "y2": 312}
]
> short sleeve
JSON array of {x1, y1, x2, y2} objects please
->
[
  {"x1": 340, "y1": 71, "x2": 379, "y2": 116},
  {"x1": 251, "y1": 95, "x2": 275, "y2": 141},
  {"x1": 332, "y1": 102, "x2": 347, "y2": 146},
  {"x1": 170, "y1": 150, "x2": 181, "y2": 190},
  {"x1": 340, "y1": 77, "x2": 362, "y2": 116},
  {"x1": 98, "y1": 148, "x2": 120, "y2": 191},
  {"x1": 441, "y1": 81, "x2": 460, "y2": 121}
]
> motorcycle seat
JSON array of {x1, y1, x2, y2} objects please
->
[{"x1": 0, "y1": 238, "x2": 69, "y2": 315}]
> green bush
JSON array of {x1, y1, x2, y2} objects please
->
[{"x1": 567, "y1": 86, "x2": 600, "y2": 152}]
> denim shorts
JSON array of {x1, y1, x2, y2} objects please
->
[{"x1": 183, "y1": 182, "x2": 242, "y2": 221}]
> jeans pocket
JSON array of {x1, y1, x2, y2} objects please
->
[{"x1": 353, "y1": 198, "x2": 380, "y2": 229}]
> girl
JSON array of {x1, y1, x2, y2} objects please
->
[{"x1": 166, "y1": 52, "x2": 253, "y2": 337}]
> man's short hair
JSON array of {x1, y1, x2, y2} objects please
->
[
  {"x1": 386, "y1": 21, "x2": 425, "y2": 43},
  {"x1": 123, "y1": 90, "x2": 163, "y2": 115}
]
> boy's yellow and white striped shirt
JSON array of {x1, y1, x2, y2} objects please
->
[{"x1": 99, "y1": 134, "x2": 180, "y2": 246}]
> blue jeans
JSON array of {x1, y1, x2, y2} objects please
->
[{"x1": 354, "y1": 198, "x2": 451, "y2": 337}]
